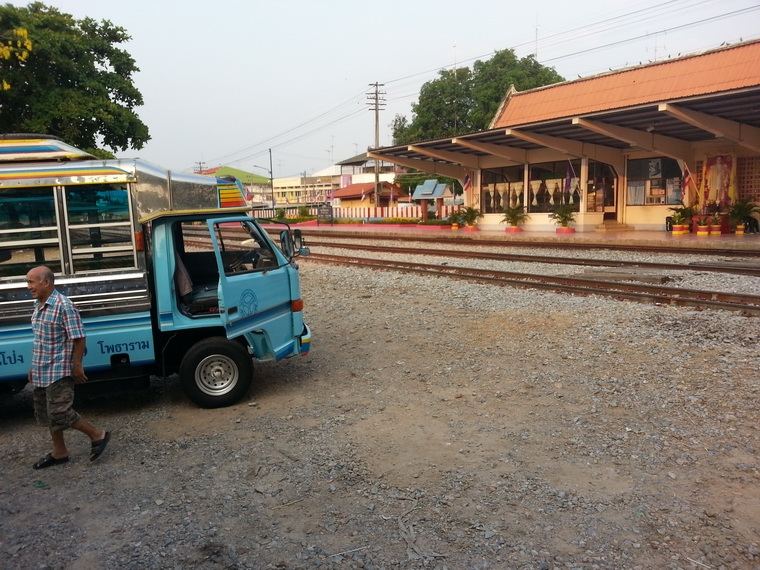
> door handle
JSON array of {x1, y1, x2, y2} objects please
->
[{"x1": 227, "y1": 306, "x2": 238, "y2": 315}]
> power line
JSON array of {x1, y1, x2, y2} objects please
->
[
  {"x1": 203, "y1": 0, "x2": 753, "y2": 171},
  {"x1": 541, "y1": 3, "x2": 760, "y2": 64},
  {"x1": 382, "y1": 0, "x2": 695, "y2": 85},
  {"x1": 206, "y1": 3, "x2": 696, "y2": 168},
  {"x1": 203, "y1": 88, "x2": 367, "y2": 165}
]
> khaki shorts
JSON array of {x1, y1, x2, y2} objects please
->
[{"x1": 33, "y1": 377, "x2": 80, "y2": 432}]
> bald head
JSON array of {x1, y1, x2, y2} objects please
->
[{"x1": 26, "y1": 265, "x2": 55, "y2": 302}]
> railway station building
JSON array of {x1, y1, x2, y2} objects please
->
[{"x1": 369, "y1": 39, "x2": 760, "y2": 232}]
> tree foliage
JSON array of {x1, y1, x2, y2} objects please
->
[
  {"x1": 0, "y1": 26, "x2": 32, "y2": 90},
  {"x1": 0, "y1": 2, "x2": 149, "y2": 151},
  {"x1": 392, "y1": 49, "x2": 564, "y2": 145}
]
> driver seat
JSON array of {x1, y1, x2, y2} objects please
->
[{"x1": 174, "y1": 251, "x2": 219, "y2": 314}]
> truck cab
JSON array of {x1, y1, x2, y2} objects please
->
[{"x1": 0, "y1": 135, "x2": 311, "y2": 407}]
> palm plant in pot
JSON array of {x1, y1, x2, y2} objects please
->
[
  {"x1": 549, "y1": 204, "x2": 576, "y2": 234},
  {"x1": 448, "y1": 210, "x2": 463, "y2": 230},
  {"x1": 729, "y1": 199, "x2": 759, "y2": 235},
  {"x1": 669, "y1": 210, "x2": 687, "y2": 236},
  {"x1": 460, "y1": 206, "x2": 482, "y2": 231},
  {"x1": 501, "y1": 205, "x2": 529, "y2": 233},
  {"x1": 669, "y1": 204, "x2": 693, "y2": 235}
]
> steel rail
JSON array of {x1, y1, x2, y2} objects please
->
[
  {"x1": 304, "y1": 253, "x2": 760, "y2": 316},
  {"x1": 293, "y1": 229, "x2": 760, "y2": 258},
  {"x1": 308, "y1": 240, "x2": 760, "y2": 277}
]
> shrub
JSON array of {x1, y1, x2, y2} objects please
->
[
  {"x1": 501, "y1": 205, "x2": 529, "y2": 226},
  {"x1": 548, "y1": 204, "x2": 576, "y2": 227}
]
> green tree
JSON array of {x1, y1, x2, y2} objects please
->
[
  {"x1": 392, "y1": 49, "x2": 564, "y2": 144},
  {"x1": 0, "y1": 26, "x2": 32, "y2": 90},
  {"x1": 0, "y1": 2, "x2": 149, "y2": 151},
  {"x1": 469, "y1": 51, "x2": 563, "y2": 129}
]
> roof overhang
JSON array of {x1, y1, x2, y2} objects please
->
[{"x1": 369, "y1": 86, "x2": 760, "y2": 177}]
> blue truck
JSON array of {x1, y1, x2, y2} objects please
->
[{"x1": 0, "y1": 135, "x2": 311, "y2": 407}]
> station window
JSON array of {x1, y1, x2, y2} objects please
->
[
  {"x1": 527, "y1": 160, "x2": 581, "y2": 213},
  {"x1": 0, "y1": 187, "x2": 62, "y2": 278},
  {"x1": 65, "y1": 184, "x2": 135, "y2": 272},
  {"x1": 626, "y1": 157, "x2": 682, "y2": 206},
  {"x1": 481, "y1": 165, "x2": 525, "y2": 214}
]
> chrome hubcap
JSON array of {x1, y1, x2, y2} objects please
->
[{"x1": 195, "y1": 354, "x2": 238, "y2": 396}]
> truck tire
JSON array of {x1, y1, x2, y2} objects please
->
[{"x1": 179, "y1": 337, "x2": 252, "y2": 408}]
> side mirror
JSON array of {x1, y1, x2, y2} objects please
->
[
  {"x1": 293, "y1": 229, "x2": 310, "y2": 257},
  {"x1": 279, "y1": 230, "x2": 294, "y2": 259}
]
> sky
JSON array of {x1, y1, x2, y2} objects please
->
[{"x1": 9, "y1": 0, "x2": 760, "y2": 177}]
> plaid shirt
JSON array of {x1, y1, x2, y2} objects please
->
[{"x1": 30, "y1": 289, "x2": 86, "y2": 388}]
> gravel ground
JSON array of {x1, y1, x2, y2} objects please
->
[
  {"x1": 312, "y1": 239, "x2": 760, "y2": 296},
  {"x1": 308, "y1": 236, "x2": 760, "y2": 265},
  {"x1": 1, "y1": 261, "x2": 759, "y2": 569}
]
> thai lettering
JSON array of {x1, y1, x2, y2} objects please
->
[
  {"x1": 97, "y1": 340, "x2": 150, "y2": 354},
  {"x1": 0, "y1": 350, "x2": 24, "y2": 365}
]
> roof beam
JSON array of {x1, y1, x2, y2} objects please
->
[
  {"x1": 451, "y1": 138, "x2": 527, "y2": 163},
  {"x1": 367, "y1": 152, "x2": 466, "y2": 179},
  {"x1": 658, "y1": 103, "x2": 760, "y2": 153},
  {"x1": 572, "y1": 117, "x2": 692, "y2": 163},
  {"x1": 407, "y1": 145, "x2": 480, "y2": 168},
  {"x1": 505, "y1": 128, "x2": 625, "y2": 171}
]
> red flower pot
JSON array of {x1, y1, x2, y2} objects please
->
[{"x1": 556, "y1": 227, "x2": 576, "y2": 235}]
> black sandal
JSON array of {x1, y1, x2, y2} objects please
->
[
  {"x1": 33, "y1": 453, "x2": 69, "y2": 470},
  {"x1": 90, "y1": 431, "x2": 111, "y2": 461}
]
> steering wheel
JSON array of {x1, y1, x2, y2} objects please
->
[{"x1": 228, "y1": 250, "x2": 259, "y2": 272}]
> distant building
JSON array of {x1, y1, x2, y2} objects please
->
[
  {"x1": 198, "y1": 166, "x2": 271, "y2": 206},
  {"x1": 370, "y1": 40, "x2": 760, "y2": 232},
  {"x1": 332, "y1": 181, "x2": 404, "y2": 208},
  {"x1": 271, "y1": 153, "x2": 400, "y2": 206}
]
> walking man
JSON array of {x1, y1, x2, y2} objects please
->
[{"x1": 26, "y1": 265, "x2": 110, "y2": 469}]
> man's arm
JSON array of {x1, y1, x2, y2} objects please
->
[{"x1": 71, "y1": 337, "x2": 88, "y2": 383}]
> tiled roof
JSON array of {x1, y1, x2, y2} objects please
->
[
  {"x1": 333, "y1": 181, "x2": 400, "y2": 198},
  {"x1": 493, "y1": 39, "x2": 760, "y2": 127}
]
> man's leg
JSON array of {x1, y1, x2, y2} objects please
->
[
  {"x1": 50, "y1": 428, "x2": 69, "y2": 459},
  {"x1": 71, "y1": 417, "x2": 105, "y2": 442}
]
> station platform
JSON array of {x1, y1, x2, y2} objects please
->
[{"x1": 291, "y1": 222, "x2": 760, "y2": 253}]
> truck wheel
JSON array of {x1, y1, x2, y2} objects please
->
[{"x1": 179, "y1": 337, "x2": 252, "y2": 408}]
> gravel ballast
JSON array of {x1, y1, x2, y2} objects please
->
[{"x1": 1, "y1": 260, "x2": 758, "y2": 569}]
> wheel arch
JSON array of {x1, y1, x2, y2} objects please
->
[{"x1": 158, "y1": 327, "x2": 248, "y2": 376}]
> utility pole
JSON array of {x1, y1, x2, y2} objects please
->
[
  {"x1": 268, "y1": 148, "x2": 274, "y2": 207},
  {"x1": 366, "y1": 82, "x2": 386, "y2": 209},
  {"x1": 194, "y1": 161, "x2": 206, "y2": 174}
]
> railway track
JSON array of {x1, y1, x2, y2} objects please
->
[
  {"x1": 292, "y1": 229, "x2": 760, "y2": 257},
  {"x1": 304, "y1": 253, "x2": 760, "y2": 316},
  {"x1": 308, "y1": 240, "x2": 760, "y2": 277}
]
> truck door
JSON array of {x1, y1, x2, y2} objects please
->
[{"x1": 207, "y1": 216, "x2": 297, "y2": 359}]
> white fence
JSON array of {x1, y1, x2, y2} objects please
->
[{"x1": 251, "y1": 205, "x2": 459, "y2": 221}]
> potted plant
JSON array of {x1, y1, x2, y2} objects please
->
[
  {"x1": 448, "y1": 210, "x2": 463, "y2": 230},
  {"x1": 709, "y1": 213, "x2": 723, "y2": 236},
  {"x1": 501, "y1": 205, "x2": 529, "y2": 233},
  {"x1": 460, "y1": 207, "x2": 482, "y2": 232},
  {"x1": 669, "y1": 204, "x2": 693, "y2": 235},
  {"x1": 549, "y1": 204, "x2": 576, "y2": 234},
  {"x1": 669, "y1": 210, "x2": 688, "y2": 236},
  {"x1": 695, "y1": 214, "x2": 710, "y2": 236},
  {"x1": 729, "y1": 199, "x2": 759, "y2": 236}
]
